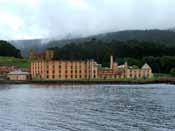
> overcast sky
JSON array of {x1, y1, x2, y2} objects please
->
[{"x1": 0, "y1": 0, "x2": 175, "y2": 40}]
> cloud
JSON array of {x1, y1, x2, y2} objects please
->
[
  {"x1": 0, "y1": 12, "x2": 23, "y2": 31},
  {"x1": 0, "y1": 12, "x2": 23, "y2": 39},
  {"x1": 0, "y1": 0, "x2": 175, "y2": 40},
  {"x1": 67, "y1": 0, "x2": 90, "y2": 10}
]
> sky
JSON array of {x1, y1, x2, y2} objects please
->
[{"x1": 0, "y1": 0, "x2": 175, "y2": 40}]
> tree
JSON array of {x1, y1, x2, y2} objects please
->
[
  {"x1": 0, "y1": 40, "x2": 22, "y2": 58},
  {"x1": 49, "y1": 39, "x2": 175, "y2": 74},
  {"x1": 170, "y1": 68, "x2": 175, "y2": 77}
]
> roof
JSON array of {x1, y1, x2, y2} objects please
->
[
  {"x1": 118, "y1": 64, "x2": 125, "y2": 68},
  {"x1": 131, "y1": 65, "x2": 139, "y2": 69},
  {"x1": 142, "y1": 63, "x2": 151, "y2": 69},
  {"x1": 8, "y1": 70, "x2": 30, "y2": 75}
]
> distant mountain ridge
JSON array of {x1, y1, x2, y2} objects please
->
[
  {"x1": 10, "y1": 29, "x2": 175, "y2": 57},
  {"x1": 168, "y1": 27, "x2": 175, "y2": 32}
]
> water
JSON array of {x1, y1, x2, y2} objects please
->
[{"x1": 0, "y1": 84, "x2": 175, "y2": 131}]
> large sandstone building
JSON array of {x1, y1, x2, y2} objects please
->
[
  {"x1": 30, "y1": 50, "x2": 98, "y2": 80},
  {"x1": 30, "y1": 50, "x2": 153, "y2": 80}
]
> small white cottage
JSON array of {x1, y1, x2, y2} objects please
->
[{"x1": 7, "y1": 70, "x2": 31, "y2": 81}]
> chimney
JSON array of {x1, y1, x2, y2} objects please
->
[
  {"x1": 110, "y1": 56, "x2": 113, "y2": 69},
  {"x1": 124, "y1": 61, "x2": 128, "y2": 68}
]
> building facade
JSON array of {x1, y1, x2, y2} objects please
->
[
  {"x1": 29, "y1": 49, "x2": 54, "y2": 61},
  {"x1": 98, "y1": 56, "x2": 153, "y2": 79},
  {"x1": 124, "y1": 63, "x2": 153, "y2": 79},
  {"x1": 0, "y1": 66, "x2": 17, "y2": 75},
  {"x1": 31, "y1": 60, "x2": 98, "y2": 80},
  {"x1": 31, "y1": 50, "x2": 153, "y2": 80}
]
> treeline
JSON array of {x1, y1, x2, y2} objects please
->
[
  {"x1": 0, "y1": 40, "x2": 21, "y2": 58},
  {"x1": 93, "y1": 30, "x2": 175, "y2": 45},
  {"x1": 50, "y1": 40, "x2": 175, "y2": 74}
]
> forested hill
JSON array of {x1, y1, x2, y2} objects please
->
[
  {"x1": 0, "y1": 40, "x2": 21, "y2": 58},
  {"x1": 50, "y1": 40, "x2": 175, "y2": 74},
  {"x1": 10, "y1": 29, "x2": 175, "y2": 57},
  {"x1": 92, "y1": 30, "x2": 175, "y2": 44}
]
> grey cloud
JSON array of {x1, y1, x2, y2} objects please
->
[{"x1": 0, "y1": 0, "x2": 175, "y2": 40}]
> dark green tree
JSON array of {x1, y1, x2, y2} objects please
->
[
  {"x1": 170, "y1": 68, "x2": 175, "y2": 77},
  {"x1": 0, "y1": 40, "x2": 22, "y2": 58}
]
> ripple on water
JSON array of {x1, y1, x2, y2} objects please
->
[{"x1": 0, "y1": 84, "x2": 175, "y2": 131}]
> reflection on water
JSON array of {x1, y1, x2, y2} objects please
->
[{"x1": 0, "y1": 84, "x2": 175, "y2": 131}]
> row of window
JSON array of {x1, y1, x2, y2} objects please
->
[
  {"x1": 32, "y1": 66, "x2": 93, "y2": 72},
  {"x1": 129, "y1": 74, "x2": 150, "y2": 78},
  {"x1": 129, "y1": 70, "x2": 150, "y2": 73},
  {"x1": 47, "y1": 65, "x2": 90, "y2": 70},
  {"x1": 46, "y1": 70, "x2": 97, "y2": 74},
  {"x1": 32, "y1": 69, "x2": 97, "y2": 76},
  {"x1": 32, "y1": 62, "x2": 97, "y2": 71},
  {"x1": 46, "y1": 74, "x2": 97, "y2": 79}
]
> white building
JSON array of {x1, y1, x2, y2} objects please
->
[{"x1": 7, "y1": 70, "x2": 31, "y2": 81}]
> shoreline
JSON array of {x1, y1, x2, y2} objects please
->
[{"x1": 0, "y1": 77, "x2": 175, "y2": 85}]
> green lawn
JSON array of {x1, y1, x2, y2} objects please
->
[{"x1": 0, "y1": 56, "x2": 30, "y2": 68}]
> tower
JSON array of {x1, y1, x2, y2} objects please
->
[
  {"x1": 124, "y1": 61, "x2": 128, "y2": 68},
  {"x1": 29, "y1": 49, "x2": 35, "y2": 61},
  {"x1": 110, "y1": 55, "x2": 114, "y2": 69}
]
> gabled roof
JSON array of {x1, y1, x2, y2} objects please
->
[{"x1": 142, "y1": 63, "x2": 151, "y2": 69}]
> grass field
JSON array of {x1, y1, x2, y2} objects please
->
[{"x1": 0, "y1": 56, "x2": 30, "y2": 68}]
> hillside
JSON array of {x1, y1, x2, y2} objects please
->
[
  {"x1": 0, "y1": 56, "x2": 30, "y2": 68},
  {"x1": 10, "y1": 29, "x2": 175, "y2": 57},
  {"x1": 0, "y1": 40, "x2": 22, "y2": 58},
  {"x1": 93, "y1": 30, "x2": 175, "y2": 43},
  {"x1": 0, "y1": 41, "x2": 28, "y2": 68}
]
